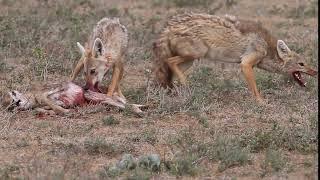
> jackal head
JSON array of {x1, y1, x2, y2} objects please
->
[
  {"x1": 276, "y1": 40, "x2": 317, "y2": 87},
  {"x1": 77, "y1": 38, "x2": 112, "y2": 92},
  {"x1": 5, "y1": 90, "x2": 34, "y2": 111}
]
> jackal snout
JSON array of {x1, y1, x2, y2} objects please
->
[
  {"x1": 276, "y1": 40, "x2": 317, "y2": 87},
  {"x1": 77, "y1": 39, "x2": 112, "y2": 92}
]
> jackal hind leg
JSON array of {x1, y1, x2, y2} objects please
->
[
  {"x1": 165, "y1": 56, "x2": 190, "y2": 85},
  {"x1": 166, "y1": 39, "x2": 208, "y2": 85},
  {"x1": 240, "y1": 52, "x2": 264, "y2": 103}
]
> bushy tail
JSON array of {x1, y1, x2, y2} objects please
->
[{"x1": 152, "y1": 37, "x2": 173, "y2": 88}]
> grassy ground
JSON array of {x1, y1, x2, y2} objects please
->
[{"x1": 0, "y1": 0, "x2": 318, "y2": 179}]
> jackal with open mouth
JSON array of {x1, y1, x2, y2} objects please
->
[{"x1": 153, "y1": 13, "x2": 317, "y2": 103}]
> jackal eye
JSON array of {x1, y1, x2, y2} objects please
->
[
  {"x1": 90, "y1": 69, "x2": 96, "y2": 75},
  {"x1": 298, "y1": 63, "x2": 304, "y2": 66}
]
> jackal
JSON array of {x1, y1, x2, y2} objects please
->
[
  {"x1": 70, "y1": 17, "x2": 128, "y2": 102},
  {"x1": 153, "y1": 13, "x2": 317, "y2": 102}
]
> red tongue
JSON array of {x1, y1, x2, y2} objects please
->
[
  {"x1": 293, "y1": 72, "x2": 305, "y2": 87},
  {"x1": 297, "y1": 72, "x2": 301, "y2": 80}
]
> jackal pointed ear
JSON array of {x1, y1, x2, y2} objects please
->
[
  {"x1": 277, "y1": 40, "x2": 291, "y2": 59},
  {"x1": 93, "y1": 38, "x2": 104, "y2": 57},
  {"x1": 77, "y1": 42, "x2": 85, "y2": 55}
]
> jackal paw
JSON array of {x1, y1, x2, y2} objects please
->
[{"x1": 256, "y1": 97, "x2": 266, "y2": 105}]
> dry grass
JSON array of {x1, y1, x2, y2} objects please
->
[{"x1": 0, "y1": 0, "x2": 318, "y2": 179}]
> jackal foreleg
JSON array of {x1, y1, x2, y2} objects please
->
[
  {"x1": 240, "y1": 53, "x2": 263, "y2": 103},
  {"x1": 107, "y1": 60, "x2": 124, "y2": 99},
  {"x1": 114, "y1": 62, "x2": 126, "y2": 104}
]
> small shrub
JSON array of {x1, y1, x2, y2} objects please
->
[
  {"x1": 309, "y1": 113, "x2": 318, "y2": 130},
  {"x1": 117, "y1": 154, "x2": 137, "y2": 170},
  {"x1": 105, "y1": 166, "x2": 122, "y2": 178},
  {"x1": 15, "y1": 138, "x2": 29, "y2": 148},
  {"x1": 240, "y1": 122, "x2": 317, "y2": 153},
  {"x1": 166, "y1": 155, "x2": 199, "y2": 176},
  {"x1": 152, "y1": 0, "x2": 166, "y2": 7},
  {"x1": 261, "y1": 149, "x2": 287, "y2": 176},
  {"x1": 286, "y1": 1, "x2": 317, "y2": 19},
  {"x1": 127, "y1": 129, "x2": 158, "y2": 145},
  {"x1": 84, "y1": 137, "x2": 116, "y2": 155},
  {"x1": 189, "y1": 111, "x2": 209, "y2": 128},
  {"x1": 169, "y1": 129, "x2": 251, "y2": 173},
  {"x1": 100, "y1": 154, "x2": 159, "y2": 179},
  {"x1": 124, "y1": 88, "x2": 146, "y2": 104},
  {"x1": 152, "y1": 0, "x2": 213, "y2": 7},
  {"x1": 141, "y1": 129, "x2": 158, "y2": 145},
  {"x1": 0, "y1": 61, "x2": 7, "y2": 72},
  {"x1": 138, "y1": 154, "x2": 161, "y2": 172},
  {"x1": 108, "y1": 7, "x2": 120, "y2": 17},
  {"x1": 304, "y1": 0, "x2": 318, "y2": 17},
  {"x1": 0, "y1": 164, "x2": 20, "y2": 179},
  {"x1": 208, "y1": 136, "x2": 251, "y2": 171},
  {"x1": 243, "y1": 131, "x2": 274, "y2": 153},
  {"x1": 125, "y1": 168, "x2": 152, "y2": 180},
  {"x1": 225, "y1": 0, "x2": 237, "y2": 8},
  {"x1": 31, "y1": 47, "x2": 49, "y2": 80},
  {"x1": 171, "y1": 0, "x2": 212, "y2": 7},
  {"x1": 102, "y1": 115, "x2": 120, "y2": 126}
]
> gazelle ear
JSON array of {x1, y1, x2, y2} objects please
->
[
  {"x1": 77, "y1": 42, "x2": 85, "y2": 55},
  {"x1": 93, "y1": 38, "x2": 104, "y2": 57},
  {"x1": 277, "y1": 40, "x2": 291, "y2": 59}
]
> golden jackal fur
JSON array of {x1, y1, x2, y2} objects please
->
[
  {"x1": 153, "y1": 12, "x2": 317, "y2": 102},
  {"x1": 71, "y1": 17, "x2": 128, "y2": 102}
]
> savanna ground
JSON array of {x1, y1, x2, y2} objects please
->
[{"x1": 0, "y1": 0, "x2": 318, "y2": 179}]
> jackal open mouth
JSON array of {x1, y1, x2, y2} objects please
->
[
  {"x1": 292, "y1": 68, "x2": 317, "y2": 87},
  {"x1": 292, "y1": 71, "x2": 306, "y2": 87}
]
